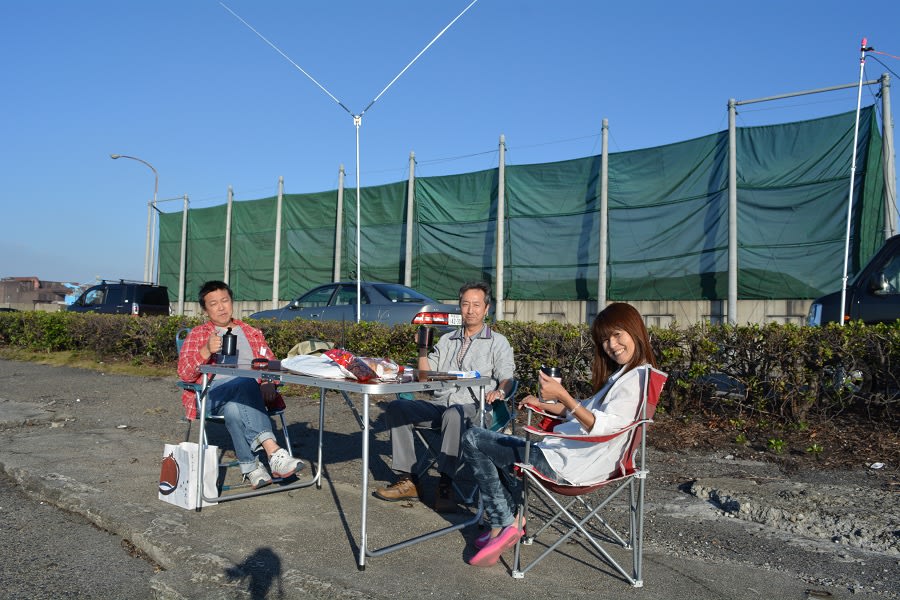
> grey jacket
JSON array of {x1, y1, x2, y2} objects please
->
[{"x1": 426, "y1": 325, "x2": 515, "y2": 406}]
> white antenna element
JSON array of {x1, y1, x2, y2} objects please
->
[
  {"x1": 839, "y1": 38, "x2": 870, "y2": 326},
  {"x1": 218, "y1": 2, "x2": 351, "y2": 115},
  {"x1": 362, "y1": 0, "x2": 479, "y2": 116},
  {"x1": 220, "y1": 1, "x2": 479, "y2": 322}
]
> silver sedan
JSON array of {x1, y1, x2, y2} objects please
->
[{"x1": 248, "y1": 281, "x2": 463, "y2": 328}]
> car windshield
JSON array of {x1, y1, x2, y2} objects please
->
[{"x1": 373, "y1": 283, "x2": 429, "y2": 303}]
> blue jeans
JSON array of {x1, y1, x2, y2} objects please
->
[
  {"x1": 461, "y1": 426, "x2": 561, "y2": 529},
  {"x1": 208, "y1": 378, "x2": 276, "y2": 474}
]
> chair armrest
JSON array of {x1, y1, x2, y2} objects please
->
[
  {"x1": 522, "y1": 418, "x2": 653, "y2": 443},
  {"x1": 521, "y1": 402, "x2": 566, "y2": 433},
  {"x1": 521, "y1": 404, "x2": 560, "y2": 419}
]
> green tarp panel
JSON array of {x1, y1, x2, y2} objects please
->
[
  {"x1": 505, "y1": 156, "x2": 602, "y2": 301},
  {"x1": 340, "y1": 181, "x2": 409, "y2": 285},
  {"x1": 415, "y1": 169, "x2": 500, "y2": 300},
  {"x1": 735, "y1": 108, "x2": 883, "y2": 299},
  {"x1": 280, "y1": 190, "x2": 339, "y2": 300},
  {"x1": 158, "y1": 204, "x2": 228, "y2": 302},
  {"x1": 158, "y1": 106, "x2": 886, "y2": 303},
  {"x1": 606, "y1": 133, "x2": 731, "y2": 300}
]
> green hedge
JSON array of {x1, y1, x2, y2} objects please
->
[{"x1": 0, "y1": 312, "x2": 896, "y2": 425}]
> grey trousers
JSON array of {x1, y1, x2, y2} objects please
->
[{"x1": 384, "y1": 398, "x2": 479, "y2": 476}]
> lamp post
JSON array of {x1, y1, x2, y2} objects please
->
[{"x1": 110, "y1": 153, "x2": 158, "y2": 283}]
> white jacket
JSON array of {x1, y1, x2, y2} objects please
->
[{"x1": 538, "y1": 365, "x2": 646, "y2": 486}]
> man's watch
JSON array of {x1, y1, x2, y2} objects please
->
[{"x1": 497, "y1": 388, "x2": 505, "y2": 398}]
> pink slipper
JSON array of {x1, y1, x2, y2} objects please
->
[
  {"x1": 468, "y1": 525, "x2": 523, "y2": 567},
  {"x1": 473, "y1": 518, "x2": 526, "y2": 550},
  {"x1": 473, "y1": 530, "x2": 492, "y2": 550}
]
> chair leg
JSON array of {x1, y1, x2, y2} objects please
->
[
  {"x1": 411, "y1": 426, "x2": 482, "y2": 504},
  {"x1": 512, "y1": 471, "x2": 640, "y2": 586},
  {"x1": 412, "y1": 427, "x2": 439, "y2": 480},
  {"x1": 278, "y1": 413, "x2": 293, "y2": 457}
]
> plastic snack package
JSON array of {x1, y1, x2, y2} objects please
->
[
  {"x1": 360, "y1": 357, "x2": 400, "y2": 380},
  {"x1": 324, "y1": 349, "x2": 377, "y2": 381}
]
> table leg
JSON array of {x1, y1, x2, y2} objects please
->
[
  {"x1": 359, "y1": 391, "x2": 370, "y2": 570},
  {"x1": 317, "y1": 388, "x2": 325, "y2": 489}
]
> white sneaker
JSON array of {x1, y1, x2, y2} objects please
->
[
  {"x1": 243, "y1": 461, "x2": 272, "y2": 490},
  {"x1": 269, "y1": 448, "x2": 304, "y2": 479}
]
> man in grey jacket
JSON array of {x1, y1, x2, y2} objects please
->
[{"x1": 374, "y1": 282, "x2": 515, "y2": 512}]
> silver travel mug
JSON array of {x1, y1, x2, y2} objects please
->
[{"x1": 539, "y1": 365, "x2": 562, "y2": 402}]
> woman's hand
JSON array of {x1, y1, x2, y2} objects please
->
[
  {"x1": 537, "y1": 371, "x2": 567, "y2": 402},
  {"x1": 518, "y1": 394, "x2": 567, "y2": 416}
]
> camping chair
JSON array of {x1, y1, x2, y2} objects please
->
[
  {"x1": 511, "y1": 366, "x2": 667, "y2": 587},
  {"x1": 175, "y1": 327, "x2": 294, "y2": 498},
  {"x1": 412, "y1": 378, "x2": 519, "y2": 503}
]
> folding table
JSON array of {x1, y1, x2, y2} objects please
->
[{"x1": 198, "y1": 364, "x2": 487, "y2": 569}]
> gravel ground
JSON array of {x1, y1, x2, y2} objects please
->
[{"x1": 646, "y1": 449, "x2": 898, "y2": 597}]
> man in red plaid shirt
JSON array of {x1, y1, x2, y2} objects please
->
[{"x1": 178, "y1": 280, "x2": 303, "y2": 489}]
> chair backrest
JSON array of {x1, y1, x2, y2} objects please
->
[
  {"x1": 615, "y1": 366, "x2": 667, "y2": 477},
  {"x1": 489, "y1": 378, "x2": 519, "y2": 433},
  {"x1": 176, "y1": 327, "x2": 191, "y2": 356}
]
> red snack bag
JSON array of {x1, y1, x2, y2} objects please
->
[{"x1": 324, "y1": 348, "x2": 378, "y2": 381}]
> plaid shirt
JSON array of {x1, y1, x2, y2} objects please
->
[{"x1": 177, "y1": 319, "x2": 276, "y2": 419}]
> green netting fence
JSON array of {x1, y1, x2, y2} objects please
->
[{"x1": 159, "y1": 106, "x2": 886, "y2": 303}]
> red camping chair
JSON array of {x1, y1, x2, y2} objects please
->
[{"x1": 511, "y1": 366, "x2": 667, "y2": 587}]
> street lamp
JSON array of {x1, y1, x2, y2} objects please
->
[{"x1": 110, "y1": 153, "x2": 158, "y2": 283}]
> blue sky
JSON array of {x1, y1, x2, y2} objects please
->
[{"x1": 2, "y1": 0, "x2": 899, "y2": 284}]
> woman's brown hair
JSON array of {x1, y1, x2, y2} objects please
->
[{"x1": 590, "y1": 302, "x2": 657, "y2": 392}]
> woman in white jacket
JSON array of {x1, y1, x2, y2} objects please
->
[{"x1": 461, "y1": 302, "x2": 658, "y2": 567}]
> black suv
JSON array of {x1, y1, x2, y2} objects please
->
[
  {"x1": 807, "y1": 235, "x2": 900, "y2": 325},
  {"x1": 67, "y1": 280, "x2": 171, "y2": 316}
]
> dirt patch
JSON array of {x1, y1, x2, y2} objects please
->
[{"x1": 651, "y1": 414, "x2": 899, "y2": 480}]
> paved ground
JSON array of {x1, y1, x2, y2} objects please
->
[
  {"x1": 0, "y1": 470, "x2": 158, "y2": 599},
  {"x1": 0, "y1": 359, "x2": 896, "y2": 600}
]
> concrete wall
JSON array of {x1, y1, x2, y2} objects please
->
[{"x1": 497, "y1": 299, "x2": 809, "y2": 326}]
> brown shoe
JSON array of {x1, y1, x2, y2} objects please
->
[
  {"x1": 434, "y1": 483, "x2": 457, "y2": 513},
  {"x1": 374, "y1": 477, "x2": 421, "y2": 502}
]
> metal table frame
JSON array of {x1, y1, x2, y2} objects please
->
[{"x1": 198, "y1": 365, "x2": 487, "y2": 569}]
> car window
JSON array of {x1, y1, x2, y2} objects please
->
[
  {"x1": 881, "y1": 253, "x2": 900, "y2": 293},
  {"x1": 373, "y1": 283, "x2": 428, "y2": 303},
  {"x1": 332, "y1": 285, "x2": 370, "y2": 306},
  {"x1": 140, "y1": 288, "x2": 169, "y2": 304},
  {"x1": 106, "y1": 286, "x2": 125, "y2": 305},
  {"x1": 85, "y1": 288, "x2": 106, "y2": 306},
  {"x1": 296, "y1": 286, "x2": 336, "y2": 308}
]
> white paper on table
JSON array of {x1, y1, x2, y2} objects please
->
[{"x1": 281, "y1": 354, "x2": 347, "y2": 379}]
